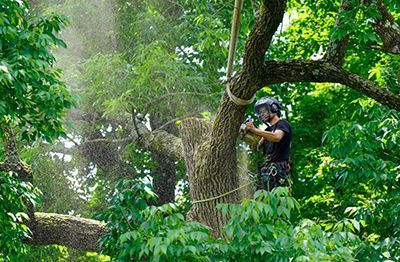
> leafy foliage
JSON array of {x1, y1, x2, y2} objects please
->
[
  {"x1": 0, "y1": 0, "x2": 72, "y2": 141},
  {"x1": 0, "y1": 172, "x2": 41, "y2": 259},
  {"x1": 97, "y1": 180, "x2": 366, "y2": 261},
  {"x1": 6, "y1": 0, "x2": 399, "y2": 261}
]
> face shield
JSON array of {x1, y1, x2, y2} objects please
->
[{"x1": 256, "y1": 106, "x2": 271, "y2": 124}]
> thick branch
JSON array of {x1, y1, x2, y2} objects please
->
[
  {"x1": 324, "y1": 0, "x2": 354, "y2": 65},
  {"x1": 367, "y1": 0, "x2": 400, "y2": 55},
  {"x1": 29, "y1": 212, "x2": 106, "y2": 252},
  {"x1": 0, "y1": 124, "x2": 33, "y2": 183},
  {"x1": 242, "y1": 0, "x2": 286, "y2": 75},
  {"x1": 179, "y1": 118, "x2": 210, "y2": 178},
  {"x1": 140, "y1": 129, "x2": 184, "y2": 160},
  {"x1": 259, "y1": 60, "x2": 400, "y2": 110}
]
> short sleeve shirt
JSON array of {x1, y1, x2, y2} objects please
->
[{"x1": 263, "y1": 119, "x2": 292, "y2": 162}]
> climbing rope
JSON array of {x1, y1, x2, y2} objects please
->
[
  {"x1": 226, "y1": 85, "x2": 256, "y2": 106},
  {"x1": 225, "y1": 0, "x2": 256, "y2": 107},
  {"x1": 191, "y1": 166, "x2": 293, "y2": 205},
  {"x1": 191, "y1": 179, "x2": 257, "y2": 205},
  {"x1": 191, "y1": 167, "x2": 258, "y2": 205}
]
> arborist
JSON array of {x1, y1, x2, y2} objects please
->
[{"x1": 245, "y1": 97, "x2": 292, "y2": 191}]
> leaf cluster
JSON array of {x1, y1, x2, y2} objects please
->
[
  {"x1": 0, "y1": 172, "x2": 41, "y2": 260},
  {"x1": 0, "y1": 0, "x2": 72, "y2": 141}
]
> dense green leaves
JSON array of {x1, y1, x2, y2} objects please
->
[
  {"x1": 97, "y1": 181, "x2": 365, "y2": 261},
  {"x1": 3, "y1": 0, "x2": 399, "y2": 260},
  {"x1": 0, "y1": 172, "x2": 41, "y2": 259},
  {"x1": 0, "y1": 0, "x2": 72, "y2": 141}
]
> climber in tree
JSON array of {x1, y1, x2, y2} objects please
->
[{"x1": 246, "y1": 97, "x2": 292, "y2": 190}]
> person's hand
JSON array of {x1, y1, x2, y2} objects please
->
[{"x1": 245, "y1": 121, "x2": 256, "y2": 131}]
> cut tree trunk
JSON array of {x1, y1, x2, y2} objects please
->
[{"x1": 28, "y1": 212, "x2": 106, "y2": 252}]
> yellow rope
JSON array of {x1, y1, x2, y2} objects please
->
[
  {"x1": 191, "y1": 178, "x2": 257, "y2": 205},
  {"x1": 226, "y1": 85, "x2": 256, "y2": 106}
]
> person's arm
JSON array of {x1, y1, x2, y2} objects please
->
[{"x1": 245, "y1": 122, "x2": 284, "y2": 142}]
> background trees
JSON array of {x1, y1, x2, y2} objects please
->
[{"x1": 1, "y1": 0, "x2": 399, "y2": 260}]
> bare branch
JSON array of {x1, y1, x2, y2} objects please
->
[
  {"x1": 82, "y1": 136, "x2": 134, "y2": 144},
  {"x1": 0, "y1": 124, "x2": 33, "y2": 183},
  {"x1": 0, "y1": 123, "x2": 20, "y2": 163},
  {"x1": 153, "y1": 114, "x2": 198, "y2": 132},
  {"x1": 141, "y1": 129, "x2": 184, "y2": 160},
  {"x1": 66, "y1": 134, "x2": 80, "y2": 146}
]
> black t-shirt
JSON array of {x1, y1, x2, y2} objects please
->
[{"x1": 263, "y1": 119, "x2": 292, "y2": 162}]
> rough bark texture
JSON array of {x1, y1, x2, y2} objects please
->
[
  {"x1": 323, "y1": 0, "x2": 353, "y2": 65},
  {"x1": 367, "y1": 0, "x2": 400, "y2": 55},
  {"x1": 180, "y1": 0, "x2": 400, "y2": 234},
  {"x1": 180, "y1": 118, "x2": 234, "y2": 233},
  {"x1": 141, "y1": 129, "x2": 183, "y2": 160},
  {"x1": 149, "y1": 114, "x2": 178, "y2": 206},
  {"x1": 3, "y1": 0, "x2": 400, "y2": 252},
  {"x1": 1, "y1": 124, "x2": 106, "y2": 252},
  {"x1": 259, "y1": 60, "x2": 400, "y2": 110},
  {"x1": 29, "y1": 212, "x2": 106, "y2": 252},
  {"x1": 1, "y1": 124, "x2": 35, "y2": 219}
]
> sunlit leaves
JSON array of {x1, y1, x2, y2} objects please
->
[
  {"x1": 98, "y1": 182, "x2": 362, "y2": 260},
  {"x1": 0, "y1": 0, "x2": 72, "y2": 141}
]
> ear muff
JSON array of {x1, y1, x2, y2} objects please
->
[{"x1": 270, "y1": 103, "x2": 279, "y2": 113}]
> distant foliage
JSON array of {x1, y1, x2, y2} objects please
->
[
  {"x1": 0, "y1": 0, "x2": 72, "y2": 141},
  {"x1": 0, "y1": 172, "x2": 41, "y2": 259}
]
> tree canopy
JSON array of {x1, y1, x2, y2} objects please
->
[{"x1": 1, "y1": 0, "x2": 400, "y2": 260}]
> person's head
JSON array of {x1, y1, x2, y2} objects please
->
[{"x1": 254, "y1": 97, "x2": 281, "y2": 124}]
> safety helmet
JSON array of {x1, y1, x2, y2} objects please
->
[{"x1": 254, "y1": 97, "x2": 281, "y2": 116}]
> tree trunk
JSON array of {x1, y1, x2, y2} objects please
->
[{"x1": 149, "y1": 114, "x2": 178, "y2": 205}]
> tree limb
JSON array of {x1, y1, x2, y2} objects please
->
[
  {"x1": 242, "y1": 0, "x2": 287, "y2": 76},
  {"x1": 366, "y1": 0, "x2": 400, "y2": 55},
  {"x1": 259, "y1": 60, "x2": 400, "y2": 110},
  {"x1": 324, "y1": 0, "x2": 354, "y2": 65},
  {"x1": 0, "y1": 123, "x2": 32, "y2": 183},
  {"x1": 28, "y1": 212, "x2": 106, "y2": 252},
  {"x1": 140, "y1": 129, "x2": 184, "y2": 160}
]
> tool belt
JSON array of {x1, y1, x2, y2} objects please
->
[{"x1": 257, "y1": 159, "x2": 291, "y2": 191}]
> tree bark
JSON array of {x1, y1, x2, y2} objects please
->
[
  {"x1": 28, "y1": 212, "x2": 106, "y2": 252},
  {"x1": 323, "y1": 0, "x2": 354, "y2": 66},
  {"x1": 149, "y1": 114, "x2": 178, "y2": 206},
  {"x1": 1, "y1": 124, "x2": 106, "y2": 252},
  {"x1": 259, "y1": 60, "x2": 400, "y2": 110},
  {"x1": 367, "y1": 0, "x2": 400, "y2": 55}
]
